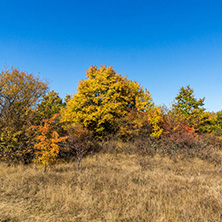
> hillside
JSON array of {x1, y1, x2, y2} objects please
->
[{"x1": 1, "y1": 152, "x2": 222, "y2": 222}]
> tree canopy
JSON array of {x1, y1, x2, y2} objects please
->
[
  {"x1": 36, "y1": 90, "x2": 65, "y2": 121},
  {"x1": 0, "y1": 67, "x2": 48, "y2": 163},
  {"x1": 61, "y1": 65, "x2": 153, "y2": 137},
  {"x1": 172, "y1": 85, "x2": 206, "y2": 130}
]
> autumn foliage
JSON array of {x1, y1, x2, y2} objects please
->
[
  {"x1": 33, "y1": 114, "x2": 67, "y2": 171},
  {"x1": 0, "y1": 66, "x2": 222, "y2": 167},
  {"x1": 61, "y1": 65, "x2": 153, "y2": 137},
  {"x1": 0, "y1": 67, "x2": 48, "y2": 164}
]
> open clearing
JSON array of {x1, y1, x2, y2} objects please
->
[{"x1": 1, "y1": 153, "x2": 222, "y2": 222}]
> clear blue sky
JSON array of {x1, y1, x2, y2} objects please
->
[{"x1": 0, "y1": 0, "x2": 222, "y2": 111}]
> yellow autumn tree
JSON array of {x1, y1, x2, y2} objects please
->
[
  {"x1": 147, "y1": 106, "x2": 164, "y2": 138},
  {"x1": 61, "y1": 65, "x2": 153, "y2": 138},
  {"x1": 0, "y1": 67, "x2": 48, "y2": 163},
  {"x1": 33, "y1": 114, "x2": 67, "y2": 171}
]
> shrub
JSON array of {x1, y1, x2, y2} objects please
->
[
  {"x1": 116, "y1": 110, "x2": 152, "y2": 141},
  {"x1": 66, "y1": 125, "x2": 93, "y2": 170},
  {"x1": 157, "y1": 112, "x2": 221, "y2": 164},
  {"x1": 33, "y1": 114, "x2": 68, "y2": 171}
]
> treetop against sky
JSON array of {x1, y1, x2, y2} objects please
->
[{"x1": 0, "y1": 0, "x2": 222, "y2": 111}]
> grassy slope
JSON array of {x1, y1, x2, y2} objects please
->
[{"x1": 1, "y1": 153, "x2": 222, "y2": 222}]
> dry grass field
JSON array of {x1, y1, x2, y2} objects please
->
[{"x1": 1, "y1": 152, "x2": 222, "y2": 222}]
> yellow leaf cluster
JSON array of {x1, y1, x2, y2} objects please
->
[
  {"x1": 61, "y1": 66, "x2": 153, "y2": 137},
  {"x1": 147, "y1": 106, "x2": 163, "y2": 138}
]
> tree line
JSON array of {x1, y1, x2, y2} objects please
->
[{"x1": 0, "y1": 66, "x2": 222, "y2": 170}]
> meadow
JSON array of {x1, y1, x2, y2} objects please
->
[
  {"x1": 1, "y1": 147, "x2": 222, "y2": 222},
  {"x1": 1, "y1": 67, "x2": 222, "y2": 222}
]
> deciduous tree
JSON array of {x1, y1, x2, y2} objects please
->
[
  {"x1": 61, "y1": 65, "x2": 153, "y2": 137},
  {"x1": 67, "y1": 125, "x2": 91, "y2": 170},
  {"x1": 33, "y1": 114, "x2": 67, "y2": 171},
  {"x1": 0, "y1": 67, "x2": 48, "y2": 163}
]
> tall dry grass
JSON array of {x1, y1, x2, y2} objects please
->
[{"x1": 1, "y1": 153, "x2": 222, "y2": 221}]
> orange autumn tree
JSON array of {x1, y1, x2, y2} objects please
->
[{"x1": 33, "y1": 114, "x2": 67, "y2": 171}]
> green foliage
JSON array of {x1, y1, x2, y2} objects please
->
[
  {"x1": 61, "y1": 65, "x2": 153, "y2": 137},
  {"x1": 217, "y1": 110, "x2": 222, "y2": 127},
  {"x1": 172, "y1": 85, "x2": 206, "y2": 131},
  {"x1": 36, "y1": 90, "x2": 65, "y2": 121},
  {"x1": 216, "y1": 110, "x2": 222, "y2": 136},
  {"x1": 0, "y1": 67, "x2": 48, "y2": 163},
  {"x1": 200, "y1": 112, "x2": 220, "y2": 134}
]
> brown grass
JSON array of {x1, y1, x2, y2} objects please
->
[{"x1": 1, "y1": 153, "x2": 222, "y2": 221}]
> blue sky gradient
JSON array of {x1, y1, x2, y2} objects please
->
[{"x1": 0, "y1": 0, "x2": 222, "y2": 111}]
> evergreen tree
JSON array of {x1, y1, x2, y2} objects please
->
[{"x1": 172, "y1": 85, "x2": 206, "y2": 131}]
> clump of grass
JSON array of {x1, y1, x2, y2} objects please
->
[{"x1": 1, "y1": 153, "x2": 222, "y2": 221}]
